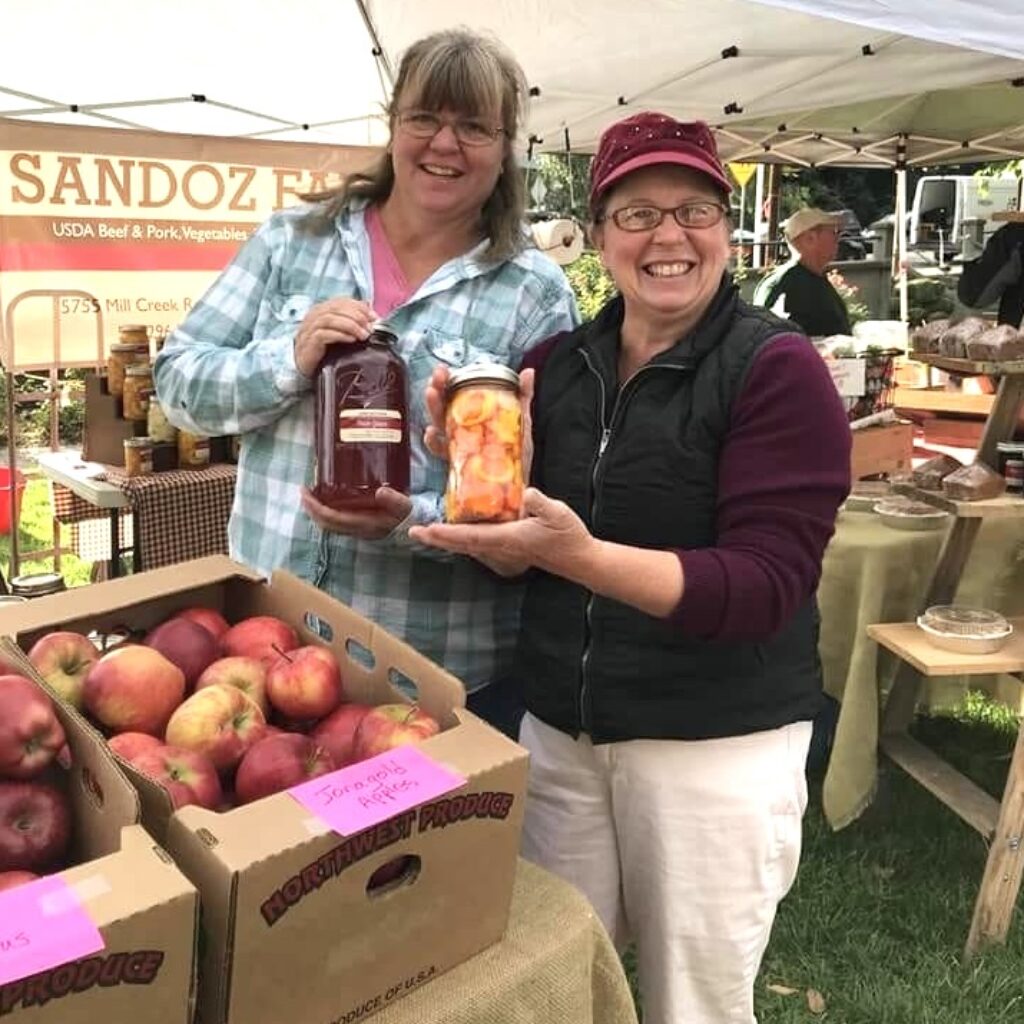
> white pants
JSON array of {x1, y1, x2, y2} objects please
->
[{"x1": 520, "y1": 713, "x2": 812, "y2": 1024}]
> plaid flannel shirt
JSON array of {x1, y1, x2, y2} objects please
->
[{"x1": 154, "y1": 201, "x2": 579, "y2": 690}]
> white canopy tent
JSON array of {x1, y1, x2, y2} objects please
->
[{"x1": 2, "y1": 0, "x2": 1023, "y2": 165}]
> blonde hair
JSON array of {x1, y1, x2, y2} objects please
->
[{"x1": 303, "y1": 28, "x2": 528, "y2": 263}]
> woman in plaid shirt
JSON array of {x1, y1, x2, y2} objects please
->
[{"x1": 154, "y1": 29, "x2": 578, "y2": 734}]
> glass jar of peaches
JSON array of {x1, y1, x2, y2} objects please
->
[{"x1": 444, "y1": 364, "x2": 523, "y2": 523}]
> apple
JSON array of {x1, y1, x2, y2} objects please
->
[
  {"x1": 25, "y1": 630, "x2": 99, "y2": 709},
  {"x1": 165, "y1": 684, "x2": 267, "y2": 773},
  {"x1": 107, "y1": 731, "x2": 164, "y2": 762},
  {"x1": 235, "y1": 733, "x2": 336, "y2": 805},
  {"x1": 265, "y1": 645, "x2": 342, "y2": 721},
  {"x1": 173, "y1": 606, "x2": 230, "y2": 641},
  {"x1": 83, "y1": 645, "x2": 186, "y2": 736},
  {"x1": 367, "y1": 855, "x2": 415, "y2": 890},
  {"x1": 0, "y1": 781, "x2": 72, "y2": 872},
  {"x1": 0, "y1": 676, "x2": 67, "y2": 780},
  {"x1": 311, "y1": 703, "x2": 374, "y2": 768},
  {"x1": 221, "y1": 615, "x2": 299, "y2": 664},
  {"x1": 0, "y1": 869, "x2": 38, "y2": 892},
  {"x1": 352, "y1": 704, "x2": 441, "y2": 762},
  {"x1": 195, "y1": 657, "x2": 269, "y2": 716},
  {"x1": 144, "y1": 617, "x2": 221, "y2": 690},
  {"x1": 129, "y1": 745, "x2": 222, "y2": 811}
]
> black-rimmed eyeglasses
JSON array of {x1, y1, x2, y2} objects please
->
[
  {"x1": 397, "y1": 110, "x2": 505, "y2": 147},
  {"x1": 600, "y1": 202, "x2": 728, "y2": 232}
]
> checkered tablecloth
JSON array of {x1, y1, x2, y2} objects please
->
[{"x1": 101, "y1": 464, "x2": 237, "y2": 570}]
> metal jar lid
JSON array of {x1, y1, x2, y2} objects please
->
[
  {"x1": 124, "y1": 436, "x2": 153, "y2": 447},
  {"x1": 996, "y1": 441, "x2": 1024, "y2": 452},
  {"x1": 447, "y1": 362, "x2": 520, "y2": 393},
  {"x1": 125, "y1": 364, "x2": 153, "y2": 375},
  {"x1": 10, "y1": 572, "x2": 67, "y2": 598},
  {"x1": 110, "y1": 342, "x2": 150, "y2": 353}
]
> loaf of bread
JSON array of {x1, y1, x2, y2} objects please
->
[
  {"x1": 911, "y1": 319, "x2": 950, "y2": 355},
  {"x1": 965, "y1": 324, "x2": 1024, "y2": 362},
  {"x1": 911, "y1": 453, "x2": 963, "y2": 490},
  {"x1": 938, "y1": 317, "x2": 986, "y2": 358},
  {"x1": 941, "y1": 462, "x2": 1006, "y2": 501}
]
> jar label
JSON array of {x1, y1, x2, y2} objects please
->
[{"x1": 337, "y1": 408, "x2": 403, "y2": 444}]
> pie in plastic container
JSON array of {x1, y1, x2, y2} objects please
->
[
  {"x1": 916, "y1": 605, "x2": 1013, "y2": 654},
  {"x1": 874, "y1": 496, "x2": 950, "y2": 531}
]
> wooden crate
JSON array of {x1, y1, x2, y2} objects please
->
[{"x1": 850, "y1": 420, "x2": 914, "y2": 480}]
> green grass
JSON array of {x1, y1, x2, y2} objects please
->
[
  {"x1": 5, "y1": 473, "x2": 1024, "y2": 1021},
  {"x1": 0, "y1": 474, "x2": 95, "y2": 587}
]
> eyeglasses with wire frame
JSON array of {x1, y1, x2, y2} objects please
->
[
  {"x1": 601, "y1": 202, "x2": 729, "y2": 232},
  {"x1": 397, "y1": 110, "x2": 505, "y2": 147}
]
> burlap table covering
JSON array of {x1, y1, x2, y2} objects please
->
[
  {"x1": 819, "y1": 509, "x2": 1024, "y2": 829},
  {"x1": 101, "y1": 464, "x2": 236, "y2": 571},
  {"x1": 372, "y1": 859, "x2": 638, "y2": 1024}
]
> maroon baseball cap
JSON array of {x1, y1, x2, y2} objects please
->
[{"x1": 589, "y1": 112, "x2": 732, "y2": 211}]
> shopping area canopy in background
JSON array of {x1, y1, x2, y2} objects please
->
[{"x1": 2, "y1": 0, "x2": 1023, "y2": 165}]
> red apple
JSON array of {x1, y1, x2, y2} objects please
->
[
  {"x1": 0, "y1": 676, "x2": 67, "y2": 780},
  {"x1": 353, "y1": 704, "x2": 441, "y2": 762},
  {"x1": 144, "y1": 617, "x2": 221, "y2": 690},
  {"x1": 265, "y1": 645, "x2": 342, "y2": 720},
  {"x1": 165, "y1": 684, "x2": 267, "y2": 772},
  {"x1": 83, "y1": 645, "x2": 186, "y2": 736},
  {"x1": 0, "y1": 869, "x2": 39, "y2": 892},
  {"x1": 221, "y1": 615, "x2": 299, "y2": 664},
  {"x1": 195, "y1": 656, "x2": 269, "y2": 716},
  {"x1": 367, "y1": 855, "x2": 415, "y2": 890},
  {"x1": 0, "y1": 781, "x2": 72, "y2": 872},
  {"x1": 26, "y1": 630, "x2": 99, "y2": 709},
  {"x1": 173, "y1": 606, "x2": 230, "y2": 641},
  {"x1": 129, "y1": 745, "x2": 222, "y2": 811},
  {"x1": 312, "y1": 703, "x2": 374, "y2": 768},
  {"x1": 108, "y1": 731, "x2": 164, "y2": 762},
  {"x1": 235, "y1": 733, "x2": 336, "y2": 805}
]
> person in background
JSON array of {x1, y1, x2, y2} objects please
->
[
  {"x1": 154, "y1": 28, "x2": 578, "y2": 737},
  {"x1": 413, "y1": 111, "x2": 850, "y2": 1024},
  {"x1": 754, "y1": 206, "x2": 852, "y2": 337},
  {"x1": 958, "y1": 221, "x2": 1024, "y2": 327}
]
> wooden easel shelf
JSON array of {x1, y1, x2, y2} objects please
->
[
  {"x1": 868, "y1": 619, "x2": 1024, "y2": 676},
  {"x1": 909, "y1": 353, "x2": 1024, "y2": 377},
  {"x1": 891, "y1": 484, "x2": 1024, "y2": 519}
]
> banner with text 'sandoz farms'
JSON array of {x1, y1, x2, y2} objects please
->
[{"x1": 0, "y1": 118, "x2": 379, "y2": 370}]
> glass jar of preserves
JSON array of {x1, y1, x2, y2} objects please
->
[
  {"x1": 123, "y1": 436, "x2": 154, "y2": 477},
  {"x1": 108, "y1": 341, "x2": 150, "y2": 399},
  {"x1": 996, "y1": 441, "x2": 1024, "y2": 493},
  {"x1": 444, "y1": 364, "x2": 523, "y2": 523},
  {"x1": 313, "y1": 325, "x2": 410, "y2": 511},
  {"x1": 122, "y1": 364, "x2": 153, "y2": 421},
  {"x1": 178, "y1": 429, "x2": 211, "y2": 468},
  {"x1": 147, "y1": 396, "x2": 177, "y2": 444}
]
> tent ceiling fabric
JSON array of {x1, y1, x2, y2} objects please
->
[{"x1": 1, "y1": 0, "x2": 1023, "y2": 166}]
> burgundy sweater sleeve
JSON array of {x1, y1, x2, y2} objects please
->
[{"x1": 669, "y1": 334, "x2": 851, "y2": 640}]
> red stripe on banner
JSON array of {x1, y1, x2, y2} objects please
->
[{"x1": 0, "y1": 242, "x2": 242, "y2": 271}]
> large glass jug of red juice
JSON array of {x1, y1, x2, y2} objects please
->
[{"x1": 313, "y1": 325, "x2": 411, "y2": 511}]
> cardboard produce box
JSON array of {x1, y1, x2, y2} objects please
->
[
  {"x1": 2, "y1": 556, "x2": 529, "y2": 1024},
  {"x1": 0, "y1": 643, "x2": 198, "y2": 1024}
]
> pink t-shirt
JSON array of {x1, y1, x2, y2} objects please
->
[{"x1": 365, "y1": 205, "x2": 412, "y2": 317}]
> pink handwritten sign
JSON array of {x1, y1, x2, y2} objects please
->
[
  {"x1": 0, "y1": 875, "x2": 105, "y2": 986},
  {"x1": 289, "y1": 746, "x2": 465, "y2": 836}
]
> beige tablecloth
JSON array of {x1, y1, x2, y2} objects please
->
[
  {"x1": 374, "y1": 859, "x2": 638, "y2": 1024},
  {"x1": 819, "y1": 509, "x2": 1024, "y2": 829}
]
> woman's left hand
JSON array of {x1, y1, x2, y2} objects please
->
[
  {"x1": 301, "y1": 486, "x2": 412, "y2": 540},
  {"x1": 409, "y1": 487, "x2": 597, "y2": 580}
]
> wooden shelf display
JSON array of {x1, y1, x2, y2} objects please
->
[
  {"x1": 868, "y1": 619, "x2": 1024, "y2": 677},
  {"x1": 891, "y1": 483, "x2": 1024, "y2": 519},
  {"x1": 908, "y1": 352, "x2": 1024, "y2": 378}
]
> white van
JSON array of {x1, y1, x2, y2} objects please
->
[{"x1": 910, "y1": 175, "x2": 1020, "y2": 253}]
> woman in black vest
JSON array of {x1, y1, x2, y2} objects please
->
[{"x1": 413, "y1": 112, "x2": 850, "y2": 1024}]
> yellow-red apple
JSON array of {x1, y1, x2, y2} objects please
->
[
  {"x1": 265, "y1": 645, "x2": 342, "y2": 720},
  {"x1": 352, "y1": 704, "x2": 440, "y2": 762},
  {"x1": 165, "y1": 684, "x2": 267, "y2": 773},
  {"x1": 173, "y1": 606, "x2": 230, "y2": 641},
  {"x1": 195, "y1": 656, "x2": 269, "y2": 716},
  {"x1": 0, "y1": 869, "x2": 38, "y2": 892},
  {"x1": 221, "y1": 615, "x2": 299, "y2": 664},
  {"x1": 129, "y1": 745, "x2": 223, "y2": 810},
  {"x1": 311, "y1": 703, "x2": 374, "y2": 768},
  {"x1": 235, "y1": 733, "x2": 336, "y2": 805},
  {"x1": 26, "y1": 630, "x2": 99, "y2": 709},
  {"x1": 83, "y1": 645, "x2": 186, "y2": 736},
  {"x1": 108, "y1": 731, "x2": 164, "y2": 762}
]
